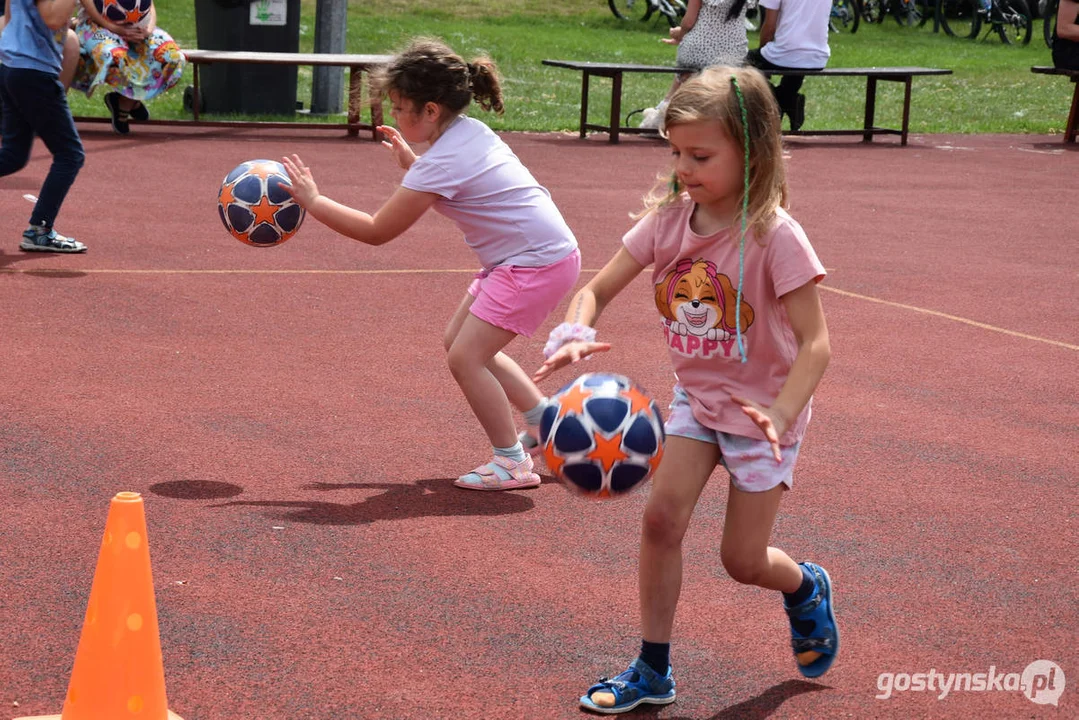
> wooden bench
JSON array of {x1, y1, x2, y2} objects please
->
[
  {"x1": 542, "y1": 60, "x2": 952, "y2": 146},
  {"x1": 74, "y1": 50, "x2": 393, "y2": 140},
  {"x1": 1031, "y1": 66, "x2": 1078, "y2": 143}
]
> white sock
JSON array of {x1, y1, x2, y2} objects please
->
[
  {"x1": 522, "y1": 398, "x2": 548, "y2": 427},
  {"x1": 494, "y1": 442, "x2": 527, "y2": 463}
]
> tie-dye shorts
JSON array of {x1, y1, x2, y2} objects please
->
[{"x1": 666, "y1": 384, "x2": 800, "y2": 493}]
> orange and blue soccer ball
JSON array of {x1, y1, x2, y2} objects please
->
[
  {"x1": 218, "y1": 159, "x2": 305, "y2": 248},
  {"x1": 541, "y1": 373, "x2": 665, "y2": 499},
  {"x1": 93, "y1": 0, "x2": 152, "y2": 26}
]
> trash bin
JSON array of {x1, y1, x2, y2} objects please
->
[{"x1": 192, "y1": 0, "x2": 301, "y2": 115}]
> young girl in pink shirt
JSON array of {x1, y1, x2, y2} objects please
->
[
  {"x1": 535, "y1": 65, "x2": 838, "y2": 714},
  {"x1": 283, "y1": 38, "x2": 580, "y2": 492}
]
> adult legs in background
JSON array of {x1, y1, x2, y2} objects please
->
[{"x1": 746, "y1": 49, "x2": 817, "y2": 131}]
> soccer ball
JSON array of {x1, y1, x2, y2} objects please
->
[
  {"x1": 93, "y1": 0, "x2": 152, "y2": 26},
  {"x1": 540, "y1": 373, "x2": 665, "y2": 499},
  {"x1": 218, "y1": 159, "x2": 305, "y2": 247}
]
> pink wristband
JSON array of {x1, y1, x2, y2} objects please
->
[{"x1": 543, "y1": 322, "x2": 597, "y2": 359}]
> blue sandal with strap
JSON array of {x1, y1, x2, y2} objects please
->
[
  {"x1": 579, "y1": 657, "x2": 676, "y2": 714},
  {"x1": 785, "y1": 561, "x2": 839, "y2": 678}
]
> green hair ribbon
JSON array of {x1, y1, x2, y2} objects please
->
[{"x1": 731, "y1": 75, "x2": 749, "y2": 364}]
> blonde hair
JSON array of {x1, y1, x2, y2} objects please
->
[
  {"x1": 637, "y1": 66, "x2": 788, "y2": 238},
  {"x1": 372, "y1": 37, "x2": 504, "y2": 117}
]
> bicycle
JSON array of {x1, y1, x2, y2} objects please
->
[
  {"x1": 1043, "y1": 0, "x2": 1058, "y2": 47},
  {"x1": 862, "y1": 0, "x2": 935, "y2": 26},
  {"x1": 939, "y1": 0, "x2": 1032, "y2": 44},
  {"x1": 608, "y1": 0, "x2": 687, "y2": 27},
  {"x1": 831, "y1": 0, "x2": 861, "y2": 33}
]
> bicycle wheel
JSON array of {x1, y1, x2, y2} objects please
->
[
  {"x1": 863, "y1": 0, "x2": 887, "y2": 23},
  {"x1": 609, "y1": 0, "x2": 650, "y2": 21},
  {"x1": 917, "y1": 0, "x2": 936, "y2": 25},
  {"x1": 893, "y1": 0, "x2": 923, "y2": 25},
  {"x1": 1043, "y1": 0, "x2": 1058, "y2": 47},
  {"x1": 831, "y1": 0, "x2": 862, "y2": 32},
  {"x1": 658, "y1": 0, "x2": 687, "y2": 27},
  {"x1": 996, "y1": 0, "x2": 1033, "y2": 43},
  {"x1": 939, "y1": 0, "x2": 981, "y2": 37}
]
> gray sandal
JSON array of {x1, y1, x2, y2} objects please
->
[{"x1": 21, "y1": 228, "x2": 87, "y2": 253}]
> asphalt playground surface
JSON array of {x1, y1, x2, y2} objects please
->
[{"x1": 1, "y1": 123, "x2": 1076, "y2": 720}]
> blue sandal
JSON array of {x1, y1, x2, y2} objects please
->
[
  {"x1": 785, "y1": 562, "x2": 839, "y2": 678},
  {"x1": 579, "y1": 657, "x2": 676, "y2": 714}
]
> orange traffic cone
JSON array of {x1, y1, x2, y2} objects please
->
[{"x1": 17, "y1": 492, "x2": 183, "y2": 720}]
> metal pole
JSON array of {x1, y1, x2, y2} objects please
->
[{"x1": 311, "y1": 0, "x2": 347, "y2": 114}]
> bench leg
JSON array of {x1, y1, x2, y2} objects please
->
[
  {"x1": 901, "y1": 77, "x2": 912, "y2": 146},
  {"x1": 863, "y1": 76, "x2": 877, "y2": 143},
  {"x1": 347, "y1": 67, "x2": 362, "y2": 138},
  {"x1": 192, "y1": 64, "x2": 201, "y2": 122},
  {"x1": 1067, "y1": 79, "x2": 1079, "y2": 144},
  {"x1": 370, "y1": 73, "x2": 384, "y2": 142},
  {"x1": 579, "y1": 73, "x2": 590, "y2": 140},
  {"x1": 610, "y1": 72, "x2": 623, "y2": 144}
]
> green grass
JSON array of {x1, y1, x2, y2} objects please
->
[{"x1": 65, "y1": 0, "x2": 1070, "y2": 135}]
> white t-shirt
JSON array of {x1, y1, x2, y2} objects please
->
[
  {"x1": 759, "y1": 0, "x2": 831, "y2": 69},
  {"x1": 401, "y1": 115, "x2": 578, "y2": 269}
]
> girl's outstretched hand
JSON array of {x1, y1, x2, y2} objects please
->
[
  {"x1": 731, "y1": 395, "x2": 787, "y2": 463},
  {"x1": 377, "y1": 125, "x2": 417, "y2": 170},
  {"x1": 532, "y1": 341, "x2": 612, "y2": 383},
  {"x1": 281, "y1": 154, "x2": 319, "y2": 208}
]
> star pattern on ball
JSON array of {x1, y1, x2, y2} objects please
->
[
  {"x1": 219, "y1": 160, "x2": 306, "y2": 248},
  {"x1": 556, "y1": 383, "x2": 591, "y2": 418},
  {"x1": 542, "y1": 443, "x2": 565, "y2": 476},
  {"x1": 542, "y1": 374, "x2": 664, "y2": 499},
  {"x1": 249, "y1": 196, "x2": 280, "y2": 226},
  {"x1": 248, "y1": 161, "x2": 283, "y2": 180},
  {"x1": 621, "y1": 387, "x2": 652, "y2": 415},
  {"x1": 586, "y1": 432, "x2": 629, "y2": 474},
  {"x1": 218, "y1": 182, "x2": 236, "y2": 206}
]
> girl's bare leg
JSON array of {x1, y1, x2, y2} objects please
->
[
  {"x1": 445, "y1": 310, "x2": 520, "y2": 449},
  {"x1": 720, "y1": 482, "x2": 803, "y2": 593},
  {"x1": 443, "y1": 294, "x2": 543, "y2": 414},
  {"x1": 639, "y1": 436, "x2": 721, "y2": 641}
]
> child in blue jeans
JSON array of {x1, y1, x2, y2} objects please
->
[{"x1": 0, "y1": 0, "x2": 87, "y2": 252}]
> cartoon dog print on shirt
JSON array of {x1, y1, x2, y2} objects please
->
[{"x1": 655, "y1": 258, "x2": 754, "y2": 350}]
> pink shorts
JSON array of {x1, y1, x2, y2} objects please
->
[
  {"x1": 467, "y1": 249, "x2": 581, "y2": 337},
  {"x1": 666, "y1": 384, "x2": 800, "y2": 493}
]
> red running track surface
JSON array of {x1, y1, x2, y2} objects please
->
[{"x1": 1, "y1": 126, "x2": 1076, "y2": 719}]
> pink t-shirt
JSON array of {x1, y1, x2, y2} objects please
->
[{"x1": 622, "y1": 197, "x2": 826, "y2": 445}]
